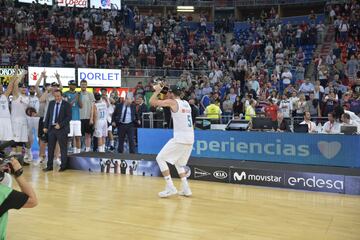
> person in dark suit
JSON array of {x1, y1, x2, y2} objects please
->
[
  {"x1": 112, "y1": 96, "x2": 138, "y2": 153},
  {"x1": 43, "y1": 90, "x2": 72, "y2": 172},
  {"x1": 135, "y1": 95, "x2": 148, "y2": 127},
  {"x1": 273, "y1": 112, "x2": 291, "y2": 132}
]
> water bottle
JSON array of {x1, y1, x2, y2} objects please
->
[{"x1": 317, "y1": 122, "x2": 322, "y2": 133}]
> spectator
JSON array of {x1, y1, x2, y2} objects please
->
[
  {"x1": 300, "y1": 111, "x2": 317, "y2": 133},
  {"x1": 306, "y1": 92, "x2": 321, "y2": 117},
  {"x1": 322, "y1": 112, "x2": 341, "y2": 134},
  {"x1": 279, "y1": 94, "x2": 292, "y2": 118},
  {"x1": 222, "y1": 94, "x2": 233, "y2": 124},
  {"x1": 204, "y1": 99, "x2": 222, "y2": 123},
  {"x1": 245, "y1": 100, "x2": 256, "y2": 121},
  {"x1": 274, "y1": 112, "x2": 290, "y2": 132},
  {"x1": 299, "y1": 78, "x2": 315, "y2": 96}
]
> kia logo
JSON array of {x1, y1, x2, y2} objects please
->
[{"x1": 213, "y1": 171, "x2": 228, "y2": 180}]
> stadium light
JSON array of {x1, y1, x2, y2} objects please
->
[{"x1": 177, "y1": 6, "x2": 194, "y2": 12}]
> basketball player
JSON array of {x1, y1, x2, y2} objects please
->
[
  {"x1": 79, "y1": 80, "x2": 95, "y2": 152},
  {"x1": 10, "y1": 71, "x2": 29, "y2": 157},
  {"x1": 101, "y1": 88, "x2": 115, "y2": 151},
  {"x1": 149, "y1": 84, "x2": 194, "y2": 198},
  {"x1": 34, "y1": 70, "x2": 49, "y2": 164},
  {"x1": 24, "y1": 85, "x2": 40, "y2": 162},
  {"x1": 93, "y1": 93, "x2": 108, "y2": 152},
  {"x1": 0, "y1": 69, "x2": 17, "y2": 142},
  {"x1": 64, "y1": 80, "x2": 82, "y2": 153}
]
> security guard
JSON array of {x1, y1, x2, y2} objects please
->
[{"x1": 204, "y1": 99, "x2": 222, "y2": 123}]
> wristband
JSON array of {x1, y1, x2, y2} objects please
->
[{"x1": 14, "y1": 168, "x2": 23, "y2": 178}]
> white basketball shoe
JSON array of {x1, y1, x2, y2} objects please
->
[
  {"x1": 178, "y1": 184, "x2": 192, "y2": 197},
  {"x1": 158, "y1": 186, "x2": 178, "y2": 198}
]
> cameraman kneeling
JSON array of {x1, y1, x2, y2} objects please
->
[{"x1": 0, "y1": 158, "x2": 38, "y2": 239}]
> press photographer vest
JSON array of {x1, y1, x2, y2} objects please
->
[{"x1": 0, "y1": 184, "x2": 12, "y2": 240}]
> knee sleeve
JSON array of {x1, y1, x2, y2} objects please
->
[
  {"x1": 175, "y1": 164, "x2": 185, "y2": 175},
  {"x1": 156, "y1": 157, "x2": 169, "y2": 172}
]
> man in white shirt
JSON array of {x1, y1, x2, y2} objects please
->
[
  {"x1": 300, "y1": 111, "x2": 317, "y2": 133},
  {"x1": 281, "y1": 67, "x2": 293, "y2": 86},
  {"x1": 322, "y1": 112, "x2": 341, "y2": 134},
  {"x1": 279, "y1": 94, "x2": 292, "y2": 118}
]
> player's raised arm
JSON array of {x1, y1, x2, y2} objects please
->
[{"x1": 149, "y1": 83, "x2": 177, "y2": 112}]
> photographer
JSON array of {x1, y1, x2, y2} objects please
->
[{"x1": 0, "y1": 157, "x2": 38, "y2": 239}]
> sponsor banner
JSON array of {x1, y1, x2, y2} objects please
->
[
  {"x1": 137, "y1": 128, "x2": 360, "y2": 168},
  {"x1": 90, "y1": 0, "x2": 121, "y2": 9},
  {"x1": 28, "y1": 67, "x2": 75, "y2": 87},
  {"x1": 284, "y1": 172, "x2": 345, "y2": 194},
  {"x1": 187, "y1": 165, "x2": 230, "y2": 183},
  {"x1": 78, "y1": 68, "x2": 121, "y2": 87},
  {"x1": 19, "y1": 0, "x2": 52, "y2": 5},
  {"x1": 94, "y1": 87, "x2": 133, "y2": 99},
  {"x1": 69, "y1": 156, "x2": 162, "y2": 177},
  {"x1": 345, "y1": 176, "x2": 360, "y2": 195},
  {"x1": 0, "y1": 67, "x2": 25, "y2": 85},
  {"x1": 57, "y1": 0, "x2": 88, "y2": 8},
  {"x1": 230, "y1": 168, "x2": 285, "y2": 188}
]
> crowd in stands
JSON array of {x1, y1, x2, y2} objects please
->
[{"x1": 0, "y1": 1, "x2": 359, "y2": 138}]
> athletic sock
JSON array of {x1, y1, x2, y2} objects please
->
[
  {"x1": 110, "y1": 140, "x2": 114, "y2": 147},
  {"x1": 85, "y1": 147, "x2": 90, "y2": 152},
  {"x1": 164, "y1": 175, "x2": 174, "y2": 188},
  {"x1": 181, "y1": 177, "x2": 189, "y2": 187}
]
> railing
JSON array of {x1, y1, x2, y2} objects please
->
[
  {"x1": 124, "y1": 0, "x2": 326, "y2": 7},
  {"x1": 123, "y1": 0, "x2": 215, "y2": 6},
  {"x1": 234, "y1": 0, "x2": 326, "y2": 6},
  {"x1": 142, "y1": 113, "x2": 331, "y2": 133}
]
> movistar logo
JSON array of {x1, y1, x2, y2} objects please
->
[{"x1": 233, "y1": 171, "x2": 282, "y2": 183}]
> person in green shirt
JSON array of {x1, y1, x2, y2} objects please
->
[{"x1": 0, "y1": 157, "x2": 38, "y2": 240}]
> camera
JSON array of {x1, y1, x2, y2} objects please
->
[{"x1": 0, "y1": 157, "x2": 14, "y2": 175}]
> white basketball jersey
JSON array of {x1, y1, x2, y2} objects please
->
[
  {"x1": 95, "y1": 102, "x2": 108, "y2": 121},
  {"x1": 172, "y1": 99, "x2": 194, "y2": 144},
  {"x1": 29, "y1": 95, "x2": 40, "y2": 112},
  {"x1": 0, "y1": 95, "x2": 10, "y2": 118},
  {"x1": 11, "y1": 95, "x2": 29, "y2": 119}
]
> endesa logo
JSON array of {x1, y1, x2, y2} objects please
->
[
  {"x1": 78, "y1": 68, "x2": 121, "y2": 87},
  {"x1": 285, "y1": 173, "x2": 344, "y2": 193}
]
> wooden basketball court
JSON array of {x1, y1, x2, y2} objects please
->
[{"x1": 7, "y1": 166, "x2": 360, "y2": 240}]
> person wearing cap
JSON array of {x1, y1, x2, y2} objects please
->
[
  {"x1": 10, "y1": 70, "x2": 30, "y2": 158},
  {"x1": 64, "y1": 80, "x2": 82, "y2": 154},
  {"x1": 0, "y1": 157, "x2": 38, "y2": 240},
  {"x1": 149, "y1": 84, "x2": 194, "y2": 198}
]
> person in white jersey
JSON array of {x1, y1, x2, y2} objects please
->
[
  {"x1": 10, "y1": 71, "x2": 29, "y2": 156},
  {"x1": 24, "y1": 85, "x2": 40, "y2": 162},
  {"x1": 100, "y1": 88, "x2": 115, "y2": 151},
  {"x1": 149, "y1": 84, "x2": 194, "y2": 198},
  {"x1": 93, "y1": 93, "x2": 108, "y2": 152},
  {"x1": 0, "y1": 69, "x2": 18, "y2": 142}
]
